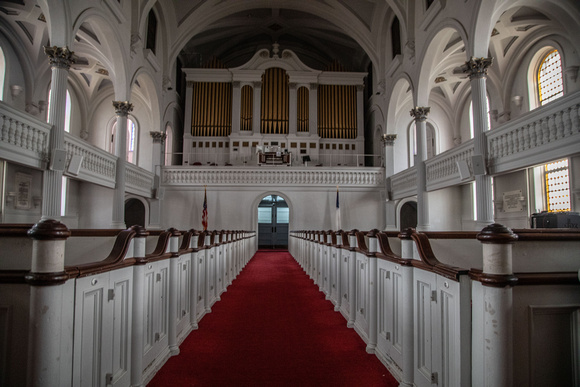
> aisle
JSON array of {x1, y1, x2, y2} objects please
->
[{"x1": 148, "y1": 250, "x2": 398, "y2": 386}]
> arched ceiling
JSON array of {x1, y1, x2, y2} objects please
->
[{"x1": 176, "y1": 5, "x2": 372, "y2": 71}]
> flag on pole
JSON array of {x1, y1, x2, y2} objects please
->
[
  {"x1": 202, "y1": 186, "x2": 208, "y2": 231},
  {"x1": 336, "y1": 186, "x2": 342, "y2": 230}
]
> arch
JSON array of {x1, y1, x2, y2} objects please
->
[
  {"x1": 168, "y1": 1, "x2": 379, "y2": 73},
  {"x1": 395, "y1": 197, "x2": 418, "y2": 232},
  {"x1": 416, "y1": 19, "x2": 469, "y2": 106},
  {"x1": 124, "y1": 196, "x2": 148, "y2": 228}
]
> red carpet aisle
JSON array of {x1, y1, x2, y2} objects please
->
[{"x1": 148, "y1": 250, "x2": 398, "y2": 387}]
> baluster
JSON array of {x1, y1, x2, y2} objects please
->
[
  {"x1": 556, "y1": 111, "x2": 565, "y2": 140},
  {"x1": 571, "y1": 104, "x2": 579, "y2": 136},
  {"x1": 563, "y1": 107, "x2": 572, "y2": 137},
  {"x1": 8, "y1": 118, "x2": 15, "y2": 144},
  {"x1": 23, "y1": 125, "x2": 31, "y2": 150},
  {"x1": 522, "y1": 124, "x2": 530, "y2": 150},
  {"x1": 541, "y1": 118, "x2": 550, "y2": 144},
  {"x1": 548, "y1": 114, "x2": 557, "y2": 142},
  {"x1": 14, "y1": 121, "x2": 23, "y2": 147},
  {"x1": 528, "y1": 123, "x2": 535, "y2": 150},
  {"x1": 0, "y1": 114, "x2": 6, "y2": 141},
  {"x1": 533, "y1": 119, "x2": 542, "y2": 147}
]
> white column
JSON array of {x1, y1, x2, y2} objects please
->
[
  {"x1": 231, "y1": 81, "x2": 241, "y2": 134},
  {"x1": 382, "y1": 134, "x2": 398, "y2": 230},
  {"x1": 464, "y1": 57, "x2": 494, "y2": 227},
  {"x1": 41, "y1": 46, "x2": 76, "y2": 220},
  {"x1": 130, "y1": 225, "x2": 148, "y2": 387},
  {"x1": 182, "y1": 81, "x2": 194, "y2": 165},
  {"x1": 474, "y1": 223, "x2": 517, "y2": 387},
  {"x1": 111, "y1": 101, "x2": 133, "y2": 228},
  {"x1": 288, "y1": 83, "x2": 297, "y2": 135},
  {"x1": 399, "y1": 228, "x2": 415, "y2": 387},
  {"x1": 309, "y1": 83, "x2": 318, "y2": 136},
  {"x1": 356, "y1": 84, "x2": 364, "y2": 139},
  {"x1": 252, "y1": 81, "x2": 261, "y2": 135},
  {"x1": 26, "y1": 219, "x2": 71, "y2": 386},
  {"x1": 410, "y1": 107, "x2": 430, "y2": 230},
  {"x1": 366, "y1": 230, "x2": 379, "y2": 354}
]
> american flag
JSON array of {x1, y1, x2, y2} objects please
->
[{"x1": 202, "y1": 186, "x2": 208, "y2": 231}]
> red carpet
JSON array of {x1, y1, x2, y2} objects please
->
[{"x1": 148, "y1": 250, "x2": 398, "y2": 386}]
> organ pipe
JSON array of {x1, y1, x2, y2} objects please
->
[
  {"x1": 317, "y1": 84, "x2": 357, "y2": 139},
  {"x1": 261, "y1": 67, "x2": 289, "y2": 134},
  {"x1": 297, "y1": 86, "x2": 309, "y2": 132},
  {"x1": 191, "y1": 81, "x2": 232, "y2": 136},
  {"x1": 240, "y1": 85, "x2": 253, "y2": 131}
]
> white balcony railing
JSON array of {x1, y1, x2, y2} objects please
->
[
  {"x1": 390, "y1": 166, "x2": 417, "y2": 199},
  {"x1": 64, "y1": 133, "x2": 117, "y2": 188},
  {"x1": 162, "y1": 165, "x2": 385, "y2": 187},
  {"x1": 126, "y1": 162, "x2": 154, "y2": 197},
  {"x1": 425, "y1": 139, "x2": 474, "y2": 191}
]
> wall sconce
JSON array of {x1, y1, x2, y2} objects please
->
[
  {"x1": 33, "y1": 196, "x2": 42, "y2": 209},
  {"x1": 10, "y1": 85, "x2": 23, "y2": 99},
  {"x1": 511, "y1": 95, "x2": 523, "y2": 109}
]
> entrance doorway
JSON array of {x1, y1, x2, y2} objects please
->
[{"x1": 258, "y1": 195, "x2": 289, "y2": 249}]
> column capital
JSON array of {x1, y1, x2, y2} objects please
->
[
  {"x1": 309, "y1": 83, "x2": 318, "y2": 90},
  {"x1": 380, "y1": 133, "x2": 397, "y2": 146},
  {"x1": 410, "y1": 106, "x2": 430, "y2": 121},
  {"x1": 113, "y1": 100, "x2": 133, "y2": 116},
  {"x1": 356, "y1": 84, "x2": 365, "y2": 91},
  {"x1": 186, "y1": 80, "x2": 195, "y2": 87},
  {"x1": 44, "y1": 46, "x2": 77, "y2": 70},
  {"x1": 463, "y1": 57, "x2": 493, "y2": 80},
  {"x1": 252, "y1": 81, "x2": 262, "y2": 88},
  {"x1": 232, "y1": 81, "x2": 241, "y2": 88},
  {"x1": 289, "y1": 82, "x2": 297, "y2": 89},
  {"x1": 150, "y1": 131, "x2": 167, "y2": 144}
]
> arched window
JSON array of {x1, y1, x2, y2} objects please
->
[
  {"x1": 47, "y1": 89, "x2": 72, "y2": 132},
  {"x1": 110, "y1": 118, "x2": 138, "y2": 164},
  {"x1": 165, "y1": 124, "x2": 173, "y2": 166},
  {"x1": 146, "y1": 9, "x2": 157, "y2": 55},
  {"x1": 391, "y1": 17, "x2": 401, "y2": 58},
  {"x1": 0, "y1": 46, "x2": 5, "y2": 100},
  {"x1": 538, "y1": 50, "x2": 563, "y2": 106}
]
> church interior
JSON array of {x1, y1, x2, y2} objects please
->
[{"x1": 0, "y1": 0, "x2": 579, "y2": 386}]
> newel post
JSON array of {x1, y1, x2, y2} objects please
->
[
  {"x1": 347, "y1": 230, "x2": 358, "y2": 328},
  {"x1": 130, "y1": 225, "x2": 149, "y2": 387},
  {"x1": 334, "y1": 230, "x2": 343, "y2": 312},
  {"x1": 167, "y1": 228, "x2": 182, "y2": 355},
  {"x1": 398, "y1": 228, "x2": 415, "y2": 387},
  {"x1": 473, "y1": 223, "x2": 518, "y2": 387},
  {"x1": 189, "y1": 230, "x2": 200, "y2": 330},
  {"x1": 26, "y1": 219, "x2": 71, "y2": 387},
  {"x1": 366, "y1": 229, "x2": 379, "y2": 354}
]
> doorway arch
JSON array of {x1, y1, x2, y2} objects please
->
[
  {"x1": 125, "y1": 197, "x2": 146, "y2": 228},
  {"x1": 399, "y1": 200, "x2": 417, "y2": 231},
  {"x1": 257, "y1": 194, "x2": 290, "y2": 249}
]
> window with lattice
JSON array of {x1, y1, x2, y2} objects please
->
[
  {"x1": 545, "y1": 159, "x2": 570, "y2": 212},
  {"x1": 538, "y1": 50, "x2": 563, "y2": 106}
]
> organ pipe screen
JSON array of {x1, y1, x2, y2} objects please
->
[
  {"x1": 317, "y1": 84, "x2": 357, "y2": 139},
  {"x1": 297, "y1": 86, "x2": 309, "y2": 132},
  {"x1": 261, "y1": 67, "x2": 289, "y2": 134},
  {"x1": 240, "y1": 85, "x2": 253, "y2": 131},
  {"x1": 191, "y1": 82, "x2": 232, "y2": 136}
]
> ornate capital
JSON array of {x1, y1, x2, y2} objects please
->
[
  {"x1": 232, "y1": 81, "x2": 241, "y2": 88},
  {"x1": 380, "y1": 134, "x2": 397, "y2": 146},
  {"x1": 252, "y1": 81, "x2": 262, "y2": 88},
  {"x1": 309, "y1": 83, "x2": 318, "y2": 90},
  {"x1": 463, "y1": 57, "x2": 493, "y2": 80},
  {"x1": 44, "y1": 46, "x2": 77, "y2": 70},
  {"x1": 289, "y1": 82, "x2": 297, "y2": 89},
  {"x1": 410, "y1": 106, "x2": 430, "y2": 121},
  {"x1": 150, "y1": 131, "x2": 167, "y2": 144},
  {"x1": 113, "y1": 101, "x2": 133, "y2": 116},
  {"x1": 356, "y1": 84, "x2": 365, "y2": 91},
  {"x1": 186, "y1": 80, "x2": 195, "y2": 87}
]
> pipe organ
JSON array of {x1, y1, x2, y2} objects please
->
[
  {"x1": 182, "y1": 47, "x2": 366, "y2": 166},
  {"x1": 191, "y1": 82, "x2": 232, "y2": 136}
]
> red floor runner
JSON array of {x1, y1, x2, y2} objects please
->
[{"x1": 148, "y1": 250, "x2": 398, "y2": 386}]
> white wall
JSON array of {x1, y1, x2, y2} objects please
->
[{"x1": 161, "y1": 186, "x2": 383, "y2": 232}]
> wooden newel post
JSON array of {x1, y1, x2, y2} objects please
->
[
  {"x1": 26, "y1": 219, "x2": 71, "y2": 387},
  {"x1": 473, "y1": 223, "x2": 518, "y2": 387}
]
